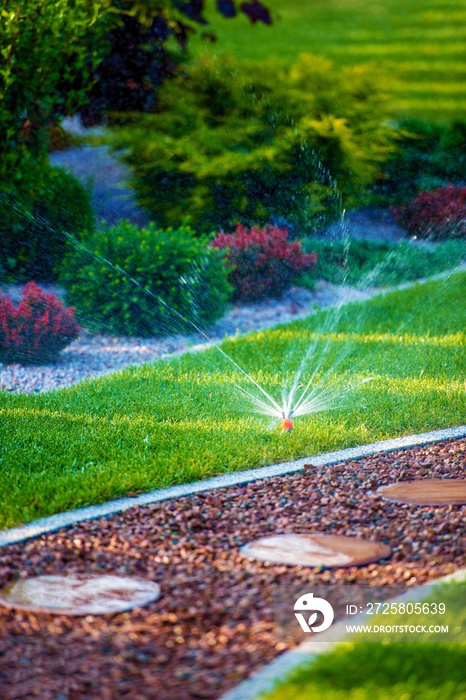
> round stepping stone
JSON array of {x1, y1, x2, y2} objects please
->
[
  {"x1": 240, "y1": 533, "x2": 391, "y2": 568},
  {"x1": 0, "y1": 574, "x2": 160, "y2": 616},
  {"x1": 378, "y1": 479, "x2": 466, "y2": 506}
]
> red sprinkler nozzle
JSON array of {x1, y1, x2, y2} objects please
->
[{"x1": 281, "y1": 418, "x2": 294, "y2": 432}]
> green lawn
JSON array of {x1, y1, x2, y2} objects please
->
[
  {"x1": 191, "y1": 0, "x2": 466, "y2": 121},
  {"x1": 261, "y1": 641, "x2": 466, "y2": 700},
  {"x1": 0, "y1": 272, "x2": 464, "y2": 530},
  {"x1": 262, "y1": 582, "x2": 466, "y2": 700}
]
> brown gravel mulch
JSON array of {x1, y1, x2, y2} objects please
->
[{"x1": 0, "y1": 438, "x2": 465, "y2": 700}]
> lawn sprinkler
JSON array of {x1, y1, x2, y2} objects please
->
[{"x1": 281, "y1": 410, "x2": 294, "y2": 433}]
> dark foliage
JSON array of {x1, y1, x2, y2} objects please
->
[
  {"x1": 240, "y1": 1, "x2": 271, "y2": 23},
  {"x1": 81, "y1": 0, "x2": 271, "y2": 124},
  {"x1": 0, "y1": 167, "x2": 95, "y2": 283},
  {"x1": 371, "y1": 119, "x2": 466, "y2": 206}
]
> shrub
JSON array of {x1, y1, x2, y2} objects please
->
[
  {"x1": 60, "y1": 220, "x2": 231, "y2": 337},
  {"x1": 107, "y1": 54, "x2": 394, "y2": 235},
  {"x1": 0, "y1": 282, "x2": 80, "y2": 365},
  {"x1": 392, "y1": 185, "x2": 466, "y2": 240},
  {"x1": 370, "y1": 118, "x2": 466, "y2": 206},
  {"x1": 0, "y1": 0, "x2": 106, "y2": 189},
  {"x1": 300, "y1": 236, "x2": 466, "y2": 288},
  {"x1": 210, "y1": 224, "x2": 317, "y2": 301},
  {"x1": 0, "y1": 166, "x2": 95, "y2": 282}
]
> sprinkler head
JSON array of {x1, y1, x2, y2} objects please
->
[{"x1": 281, "y1": 418, "x2": 294, "y2": 433}]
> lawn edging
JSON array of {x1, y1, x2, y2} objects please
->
[
  {"x1": 1, "y1": 424, "x2": 465, "y2": 548},
  {"x1": 219, "y1": 567, "x2": 466, "y2": 700}
]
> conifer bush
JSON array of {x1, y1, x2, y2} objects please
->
[
  {"x1": 0, "y1": 282, "x2": 80, "y2": 365},
  {"x1": 107, "y1": 54, "x2": 394, "y2": 235}
]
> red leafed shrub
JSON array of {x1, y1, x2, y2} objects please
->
[
  {"x1": 392, "y1": 185, "x2": 466, "y2": 240},
  {"x1": 0, "y1": 282, "x2": 80, "y2": 365},
  {"x1": 210, "y1": 224, "x2": 317, "y2": 301}
]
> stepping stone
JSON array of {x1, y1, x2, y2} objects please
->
[
  {"x1": 240, "y1": 533, "x2": 391, "y2": 568},
  {"x1": 0, "y1": 574, "x2": 160, "y2": 616},
  {"x1": 378, "y1": 479, "x2": 466, "y2": 506}
]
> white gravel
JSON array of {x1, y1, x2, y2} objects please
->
[{"x1": 0, "y1": 282, "x2": 375, "y2": 395}]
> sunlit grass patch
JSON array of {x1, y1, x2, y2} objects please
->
[
  {"x1": 0, "y1": 273, "x2": 465, "y2": 529},
  {"x1": 261, "y1": 583, "x2": 466, "y2": 700},
  {"x1": 192, "y1": 0, "x2": 466, "y2": 120}
]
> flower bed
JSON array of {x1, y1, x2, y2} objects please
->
[{"x1": 0, "y1": 282, "x2": 373, "y2": 394}]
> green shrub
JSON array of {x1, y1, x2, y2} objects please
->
[
  {"x1": 106, "y1": 54, "x2": 394, "y2": 235},
  {"x1": 0, "y1": 0, "x2": 106, "y2": 188},
  {"x1": 0, "y1": 0, "x2": 103, "y2": 282},
  {"x1": 60, "y1": 220, "x2": 232, "y2": 337},
  {"x1": 300, "y1": 236, "x2": 466, "y2": 287},
  {"x1": 0, "y1": 166, "x2": 95, "y2": 282},
  {"x1": 371, "y1": 118, "x2": 466, "y2": 206}
]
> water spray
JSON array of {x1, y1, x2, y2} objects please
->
[{"x1": 2, "y1": 200, "x2": 378, "y2": 435}]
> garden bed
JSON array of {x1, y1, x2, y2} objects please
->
[
  {"x1": 0, "y1": 281, "x2": 375, "y2": 395},
  {"x1": 0, "y1": 437, "x2": 464, "y2": 699}
]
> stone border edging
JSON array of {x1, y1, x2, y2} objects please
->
[
  {"x1": 1, "y1": 424, "x2": 465, "y2": 548},
  {"x1": 219, "y1": 567, "x2": 466, "y2": 700}
]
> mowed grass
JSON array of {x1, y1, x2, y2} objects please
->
[
  {"x1": 261, "y1": 583, "x2": 466, "y2": 700},
  {"x1": 262, "y1": 644, "x2": 466, "y2": 700},
  {"x1": 191, "y1": 0, "x2": 466, "y2": 120},
  {"x1": 0, "y1": 273, "x2": 465, "y2": 530}
]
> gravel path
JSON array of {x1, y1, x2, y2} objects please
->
[
  {"x1": 0, "y1": 438, "x2": 464, "y2": 699},
  {"x1": 0, "y1": 281, "x2": 376, "y2": 395},
  {"x1": 50, "y1": 142, "x2": 151, "y2": 230}
]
